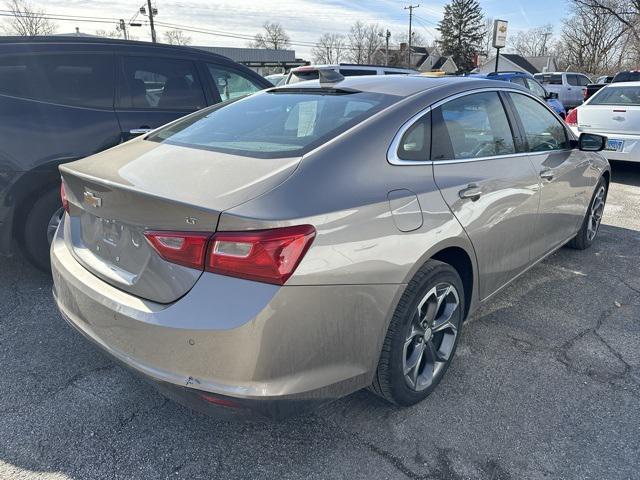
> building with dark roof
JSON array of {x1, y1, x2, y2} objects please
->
[
  {"x1": 475, "y1": 53, "x2": 558, "y2": 75},
  {"x1": 193, "y1": 46, "x2": 306, "y2": 75}
]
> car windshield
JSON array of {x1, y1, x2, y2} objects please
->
[
  {"x1": 612, "y1": 71, "x2": 640, "y2": 83},
  {"x1": 589, "y1": 86, "x2": 640, "y2": 106},
  {"x1": 148, "y1": 89, "x2": 399, "y2": 158}
]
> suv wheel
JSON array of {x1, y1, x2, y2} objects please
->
[
  {"x1": 371, "y1": 260, "x2": 465, "y2": 406},
  {"x1": 22, "y1": 187, "x2": 63, "y2": 271}
]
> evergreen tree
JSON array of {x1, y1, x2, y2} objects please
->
[{"x1": 437, "y1": 0, "x2": 485, "y2": 72}]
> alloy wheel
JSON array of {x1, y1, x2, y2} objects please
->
[
  {"x1": 403, "y1": 282, "x2": 460, "y2": 391},
  {"x1": 587, "y1": 185, "x2": 606, "y2": 241}
]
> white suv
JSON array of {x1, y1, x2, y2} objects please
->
[
  {"x1": 533, "y1": 72, "x2": 591, "y2": 109},
  {"x1": 285, "y1": 63, "x2": 417, "y2": 84}
]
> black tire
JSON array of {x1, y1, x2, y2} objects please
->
[
  {"x1": 567, "y1": 177, "x2": 608, "y2": 250},
  {"x1": 371, "y1": 260, "x2": 465, "y2": 406},
  {"x1": 21, "y1": 186, "x2": 63, "y2": 272}
]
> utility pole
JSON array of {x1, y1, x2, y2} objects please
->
[
  {"x1": 404, "y1": 4, "x2": 420, "y2": 68},
  {"x1": 142, "y1": 0, "x2": 157, "y2": 43},
  {"x1": 119, "y1": 19, "x2": 128, "y2": 40},
  {"x1": 379, "y1": 29, "x2": 391, "y2": 66}
]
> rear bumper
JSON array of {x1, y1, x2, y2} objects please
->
[
  {"x1": 571, "y1": 129, "x2": 640, "y2": 163},
  {"x1": 51, "y1": 215, "x2": 401, "y2": 418}
]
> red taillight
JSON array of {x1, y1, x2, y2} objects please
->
[
  {"x1": 566, "y1": 108, "x2": 578, "y2": 126},
  {"x1": 60, "y1": 182, "x2": 69, "y2": 213},
  {"x1": 144, "y1": 231, "x2": 212, "y2": 270},
  {"x1": 206, "y1": 225, "x2": 316, "y2": 285}
]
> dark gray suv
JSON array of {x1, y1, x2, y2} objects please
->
[{"x1": 0, "y1": 36, "x2": 270, "y2": 270}]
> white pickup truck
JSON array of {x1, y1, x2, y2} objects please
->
[{"x1": 533, "y1": 72, "x2": 592, "y2": 109}]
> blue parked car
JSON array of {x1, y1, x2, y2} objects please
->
[{"x1": 477, "y1": 71, "x2": 566, "y2": 119}]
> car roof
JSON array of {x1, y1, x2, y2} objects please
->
[
  {"x1": 274, "y1": 74, "x2": 526, "y2": 98},
  {"x1": 0, "y1": 35, "x2": 230, "y2": 61}
]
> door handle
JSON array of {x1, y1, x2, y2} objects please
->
[
  {"x1": 540, "y1": 169, "x2": 555, "y2": 181},
  {"x1": 129, "y1": 128, "x2": 153, "y2": 135},
  {"x1": 458, "y1": 183, "x2": 482, "y2": 201}
]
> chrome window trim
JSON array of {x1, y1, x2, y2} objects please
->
[{"x1": 387, "y1": 86, "x2": 573, "y2": 166}]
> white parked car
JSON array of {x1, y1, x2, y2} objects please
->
[
  {"x1": 566, "y1": 81, "x2": 640, "y2": 163},
  {"x1": 285, "y1": 63, "x2": 416, "y2": 84},
  {"x1": 534, "y1": 72, "x2": 591, "y2": 109}
]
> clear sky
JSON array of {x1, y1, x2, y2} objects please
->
[{"x1": 7, "y1": 0, "x2": 570, "y2": 58}]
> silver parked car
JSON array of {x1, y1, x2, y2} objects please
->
[{"x1": 51, "y1": 75, "x2": 610, "y2": 419}]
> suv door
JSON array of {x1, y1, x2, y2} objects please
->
[
  {"x1": 506, "y1": 92, "x2": 590, "y2": 258},
  {"x1": 431, "y1": 91, "x2": 540, "y2": 300},
  {"x1": 115, "y1": 55, "x2": 207, "y2": 141}
]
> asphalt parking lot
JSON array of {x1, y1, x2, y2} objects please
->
[{"x1": 1, "y1": 162, "x2": 639, "y2": 480}]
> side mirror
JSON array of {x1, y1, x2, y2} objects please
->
[
  {"x1": 546, "y1": 91, "x2": 559, "y2": 99},
  {"x1": 578, "y1": 133, "x2": 607, "y2": 152}
]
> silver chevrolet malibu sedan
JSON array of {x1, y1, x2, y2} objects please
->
[{"x1": 51, "y1": 74, "x2": 610, "y2": 419}]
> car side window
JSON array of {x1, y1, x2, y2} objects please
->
[
  {"x1": 510, "y1": 93, "x2": 569, "y2": 152},
  {"x1": 431, "y1": 92, "x2": 516, "y2": 161},
  {"x1": 510, "y1": 77, "x2": 527, "y2": 87},
  {"x1": 0, "y1": 53, "x2": 114, "y2": 108},
  {"x1": 207, "y1": 65, "x2": 262, "y2": 102},
  {"x1": 397, "y1": 111, "x2": 431, "y2": 161},
  {"x1": 120, "y1": 56, "x2": 205, "y2": 110},
  {"x1": 578, "y1": 75, "x2": 591, "y2": 86},
  {"x1": 567, "y1": 74, "x2": 579, "y2": 86}
]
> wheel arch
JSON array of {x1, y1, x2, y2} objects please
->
[{"x1": 431, "y1": 246, "x2": 474, "y2": 320}]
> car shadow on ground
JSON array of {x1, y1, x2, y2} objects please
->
[
  {"x1": 0, "y1": 221, "x2": 638, "y2": 478},
  {"x1": 610, "y1": 160, "x2": 640, "y2": 187}
]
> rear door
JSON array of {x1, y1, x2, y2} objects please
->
[
  {"x1": 0, "y1": 50, "x2": 121, "y2": 172},
  {"x1": 115, "y1": 55, "x2": 207, "y2": 141},
  {"x1": 507, "y1": 92, "x2": 590, "y2": 258},
  {"x1": 432, "y1": 90, "x2": 540, "y2": 300}
]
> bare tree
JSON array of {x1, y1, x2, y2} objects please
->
[
  {"x1": 1, "y1": 0, "x2": 56, "y2": 36},
  {"x1": 312, "y1": 33, "x2": 347, "y2": 64},
  {"x1": 480, "y1": 17, "x2": 494, "y2": 56},
  {"x1": 509, "y1": 25, "x2": 554, "y2": 57},
  {"x1": 95, "y1": 29, "x2": 122, "y2": 39},
  {"x1": 347, "y1": 21, "x2": 383, "y2": 64},
  {"x1": 557, "y1": 1, "x2": 630, "y2": 74},
  {"x1": 574, "y1": 0, "x2": 640, "y2": 43},
  {"x1": 394, "y1": 30, "x2": 428, "y2": 48},
  {"x1": 164, "y1": 29, "x2": 191, "y2": 45},
  {"x1": 251, "y1": 22, "x2": 290, "y2": 50}
]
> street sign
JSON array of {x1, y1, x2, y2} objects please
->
[{"x1": 492, "y1": 20, "x2": 508, "y2": 49}]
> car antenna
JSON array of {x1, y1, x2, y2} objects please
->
[{"x1": 318, "y1": 68, "x2": 345, "y2": 86}]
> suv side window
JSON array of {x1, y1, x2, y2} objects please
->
[
  {"x1": 0, "y1": 53, "x2": 114, "y2": 108},
  {"x1": 567, "y1": 74, "x2": 579, "y2": 86},
  {"x1": 510, "y1": 93, "x2": 568, "y2": 152},
  {"x1": 120, "y1": 56, "x2": 205, "y2": 110},
  {"x1": 432, "y1": 92, "x2": 516, "y2": 161},
  {"x1": 206, "y1": 65, "x2": 262, "y2": 102},
  {"x1": 397, "y1": 111, "x2": 431, "y2": 161}
]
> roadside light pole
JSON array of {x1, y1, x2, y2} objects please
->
[{"x1": 146, "y1": 0, "x2": 157, "y2": 43}]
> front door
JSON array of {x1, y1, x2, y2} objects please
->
[
  {"x1": 507, "y1": 92, "x2": 592, "y2": 259},
  {"x1": 115, "y1": 56, "x2": 207, "y2": 142},
  {"x1": 431, "y1": 91, "x2": 540, "y2": 300}
]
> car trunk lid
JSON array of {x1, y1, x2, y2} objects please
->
[
  {"x1": 60, "y1": 139, "x2": 300, "y2": 303},
  {"x1": 579, "y1": 105, "x2": 640, "y2": 135}
]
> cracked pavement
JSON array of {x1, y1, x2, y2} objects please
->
[{"x1": 1, "y1": 162, "x2": 639, "y2": 479}]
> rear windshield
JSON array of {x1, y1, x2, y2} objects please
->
[
  {"x1": 148, "y1": 89, "x2": 398, "y2": 158},
  {"x1": 589, "y1": 86, "x2": 640, "y2": 106},
  {"x1": 612, "y1": 71, "x2": 640, "y2": 83},
  {"x1": 288, "y1": 70, "x2": 320, "y2": 84},
  {"x1": 535, "y1": 74, "x2": 563, "y2": 85}
]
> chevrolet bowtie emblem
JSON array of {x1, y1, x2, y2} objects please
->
[{"x1": 83, "y1": 190, "x2": 102, "y2": 208}]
